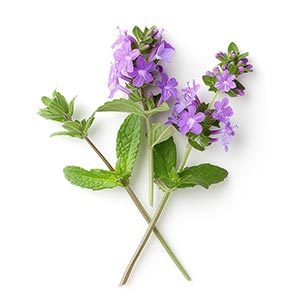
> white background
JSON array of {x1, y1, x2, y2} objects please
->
[{"x1": 0, "y1": 0, "x2": 299, "y2": 299}]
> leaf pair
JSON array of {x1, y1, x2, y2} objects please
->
[
  {"x1": 154, "y1": 138, "x2": 228, "y2": 190},
  {"x1": 64, "y1": 114, "x2": 142, "y2": 190}
]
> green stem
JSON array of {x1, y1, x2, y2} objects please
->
[
  {"x1": 84, "y1": 136, "x2": 190, "y2": 281},
  {"x1": 208, "y1": 90, "x2": 219, "y2": 109},
  {"x1": 145, "y1": 117, "x2": 154, "y2": 206},
  {"x1": 119, "y1": 191, "x2": 172, "y2": 286},
  {"x1": 119, "y1": 142, "x2": 194, "y2": 286},
  {"x1": 177, "y1": 143, "x2": 193, "y2": 172}
]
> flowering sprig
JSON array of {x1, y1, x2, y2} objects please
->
[{"x1": 38, "y1": 26, "x2": 253, "y2": 286}]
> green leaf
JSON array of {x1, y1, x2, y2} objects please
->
[
  {"x1": 97, "y1": 99, "x2": 144, "y2": 116},
  {"x1": 228, "y1": 42, "x2": 239, "y2": 54},
  {"x1": 68, "y1": 97, "x2": 76, "y2": 116},
  {"x1": 62, "y1": 121, "x2": 84, "y2": 138},
  {"x1": 188, "y1": 138, "x2": 205, "y2": 151},
  {"x1": 153, "y1": 137, "x2": 177, "y2": 188},
  {"x1": 144, "y1": 102, "x2": 169, "y2": 116},
  {"x1": 238, "y1": 52, "x2": 249, "y2": 60},
  {"x1": 38, "y1": 91, "x2": 73, "y2": 122},
  {"x1": 150, "y1": 123, "x2": 174, "y2": 147},
  {"x1": 228, "y1": 64, "x2": 238, "y2": 74},
  {"x1": 64, "y1": 166, "x2": 122, "y2": 190},
  {"x1": 202, "y1": 75, "x2": 216, "y2": 87},
  {"x1": 235, "y1": 80, "x2": 245, "y2": 91},
  {"x1": 132, "y1": 26, "x2": 144, "y2": 42},
  {"x1": 115, "y1": 114, "x2": 142, "y2": 178},
  {"x1": 41, "y1": 96, "x2": 52, "y2": 106},
  {"x1": 177, "y1": 164, "x2": 228, "y2": 189},
  {"x1": 50, "y1": 131, "x2": 80, "y2": 138},
  {"x1": 83, "y1": 113, "x2": 95, "y2": 135}
]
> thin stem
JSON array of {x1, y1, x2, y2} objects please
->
[
  {"x1": 124, "y1": 186, "x2": 191, "y2": 281},
  {"x1": 119, "y1": 191, "x2": 172, "y2": 286},
  {"x1": 177, "y1": 143, "x2": 193, "y2": 173},
  {"x1": 208, "y1": 90, "x2": 219, "y2": 109},
  {"x1": 84, "y1": 137, "x2": 114, "y2": 171},
  {"x1": 145, "y1": 117, "x2": 154, "y2": 206},
  {"x1": 119, "y1": 142, "x2": 194, "y2": 285},
  {"x1": 83, "y1": 136, "x2": 190, "y2": 281}
]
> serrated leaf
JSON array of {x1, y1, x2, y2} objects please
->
[
  {"x1": 115, "y1": 114, "x2": 142, "y2": 178},
  {"x1": 150, "y1": 123, "x2": 174, "y2": 147},
  {"x1": 153, "y1": 137, "x2": 177, "y2": 188},
  {"x1": 144, "y1": 102, "x2": 169, "y2": 116},
  {"x1": 64, "y1": 166, "x2": 122, "y2": 190},
  {"x1": 97, "y1": 99, "x2": 144, "y2": 115},
  {"x1": 177, "y1": 164, "x2": 228, "y2": 189},
  {"x1": 228, "y1": 42, "x2": 239, "y2": 54}
]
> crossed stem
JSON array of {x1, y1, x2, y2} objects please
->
[{"x1": 83, "y1": 136, "x2": 190, "y2": 281}]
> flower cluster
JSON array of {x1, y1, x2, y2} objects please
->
[
  {"x1": 167, "y1": 42, "x2": 252, "y2": 152},
  {"x1": 108, "y1": 26, "x2": 179, "y2": 107},
  {"x1": 203, "y1": 42, "x2": 253, "y2": 97}
]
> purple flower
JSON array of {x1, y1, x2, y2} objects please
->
[
  {"x1": 111, "y1": 27, "x2": 135, "y2": 49},
  {"x1": 214, "y1": 70, "x2": 236, "y2": 92},
  {"x1": 128, "y1": 56, "x2": 156, "y2": 87},
  {"x1": 212, "y1": 97, "x2": 234, "y2": 123},
  {"x1": 108, "y1": 63, "x2": 130, "y2": 98},
  {"x1": 182, "y1": 80, "x2": 200, "y2": 103},
  {"x1": 114, "y1": 41, "x2": 140, "y2": 73},
  {"x1": 150, "y1": 41, "x2": 175, "y2": 63},
  {"x1": 176, "y1": 104, "x2": 205, "y2": 135},
  {"x1": 210, "y1": 122, "x2": 236, "y2": 152},
  {"x1": 173, "y1": 80, "x2": 200, "y2": 114},
  {"x1": 156, "y1": 72, "x2": 179, "y2": 105}
]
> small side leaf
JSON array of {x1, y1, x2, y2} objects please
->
[
  {"x1": 177, "y1": 164, "x2": 228, "y2": 189},
  {"x1": 63, "y1": 166, "x2": 122, "y2": 190},
  {"x1": 132, "y1": 26, "x2": 144, "y2": 42},
  {"x1": 228, "y1": 42, "x2": 239, "y2": 54},
  {"x1": 150, "y1": 123, "x2": 174, "y2": 147},
  {"x1": 115, "y1": 114, "x2": 142, "y2": 178},
  {"x1": 97, "y1": 99, "x2": 144, "y2": 115}
]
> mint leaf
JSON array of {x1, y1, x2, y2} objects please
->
[
  {"x1": 150, "y1": 123, "x2": 174, "y2": 147},
  {"x1": 177, "y1": 164, "x2": 228, "y2": 189},
  {"x1": 144, "y1": 102, "x2": 169, "y2": 116},
  {"x1": 62, "y1": 121, "x2": 84, "y2": 138},
  {"x1": 115, "y1": 114, "x2": 142, "y2": 178},
  {"x1": 97, "y1": 99, "x2": 144, "y2": 115},
  {"x1": 153, "y1": 137, "x2": 178, "y2": 188},
  {"x1": 228, "y1": 42, "x2": 239, "y2": 54},
  {"x1": 63, "y1": 166, "x2": 122, "y2": 190},
  {"x1": 38, "y1": 91, "x2": 75, "y2": 122}
]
